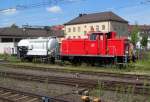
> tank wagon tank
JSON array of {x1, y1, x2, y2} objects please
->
[{"x1": 17, "y1": 37, "x2": 59, "y2": 63}]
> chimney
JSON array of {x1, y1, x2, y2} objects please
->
[
  {"x1": 79, "y1": 14, "x2": 83, "y2": 17},
  {"x1": 79, "y1": 13, "x2": 87, "y2": 17}
]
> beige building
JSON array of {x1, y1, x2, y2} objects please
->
[{"x1": 64, "y1": 11, "x2": 128, "y2": 38}]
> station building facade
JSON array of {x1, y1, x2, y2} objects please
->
[{"x1": 64, "y1": 11, "x2": 128, "y2": 38}]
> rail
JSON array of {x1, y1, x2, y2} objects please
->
[{"x1": 0, "y1": 86, "x2": 69, "y2": 102}]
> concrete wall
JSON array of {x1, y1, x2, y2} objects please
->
[
  {"x1": 65, "y1": 21, "x2": 128, "y2": 38},
  {"x1": 0, "y1": 43, "x2": 17, "y2": 54},
  {"x1": 110, "y1": 21, "x2": 128, "y2": 37}
]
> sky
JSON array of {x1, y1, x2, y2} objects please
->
[{"x1": 0, "y1": 0, "x2": 150, "y2": 27}]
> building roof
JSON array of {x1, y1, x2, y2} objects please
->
[
  {"x1": 129, "y1": 25, "x2": 150, "y2": 31},
  {"x1": 128, "y1": 25, "x2": 150, "y2": 36},
  {"x1": 64, "y1": 11, "x2": 128, "y2": 25},
  {"x1": 0, "y1": 27, "x2": 64, "y2": 38}
]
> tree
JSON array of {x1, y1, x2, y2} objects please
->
[
  {"x1": 131, "y1": 24, "x2": 139, "y2": 46},
  {"x1": 10, "y1": 24, "x2": 18, "y2": 28},
  {"x1": 141, "y1": 34, "x2": 148, "y2": 49}
]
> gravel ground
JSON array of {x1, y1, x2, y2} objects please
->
[
  {"x1": 95, "y1": 90, "x2": 150, "y2": 102},
  {"x1": 0, "y1": 65, "x2": 149, "y2": 102},
  {"x1": 0, "y1": 77, "x2": 82, "y2": 102}
]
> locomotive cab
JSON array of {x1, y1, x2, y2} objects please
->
[{"x1": 88, "y1": 32, "x2": 116, "y2": 40}]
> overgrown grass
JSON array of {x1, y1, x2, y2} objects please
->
[
  {"x1": 89, "y1": 83, "x2": 149, "y2": 102},
  {"x1": 133, "y1": 51, "x2": 150, "y2": 70},
  {"x1": 1, "y1": 51, "x2": 150, "y2": 75},
  {"x1": 0, "y1": 54, "x2": 21, "y2": 63}
]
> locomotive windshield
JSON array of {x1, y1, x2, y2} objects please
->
[
  {"x1": 90, "y1": 33, "x2": 104, "y2": 40},
  {"x1": 90, "y1": 32, "x2": 113, "y2": 40},
  {"x1": 90, "y1": 33, "x2": 101, "y2": 40}
]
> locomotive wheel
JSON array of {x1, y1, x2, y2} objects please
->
[
  {"x1": 70, "y1": 58, "x2": 81, "y2": 66},
  {"x1": 86, "y1": 59, "x2": 95, "y2": 66}
]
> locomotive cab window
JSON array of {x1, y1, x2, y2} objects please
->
[
  {"x1": 90, "y1": 33, "x2": 97, "y2": 40},
  {"x1": 107, "y1": 32, "x2": 111, "y2": 39},
  {"x1": 90, "y1": 33, "x2": 101, "y2": 40}
]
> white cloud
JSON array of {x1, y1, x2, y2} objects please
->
[
  {"x1": 46, "y1": 6, "x2": 62, "y2": 13},
  {"x1": 0, "y1": 8, "x2": 17, "y2": 15},
  {"x1": 0, "y1": 21, "x2": 16, "y2": 27}
]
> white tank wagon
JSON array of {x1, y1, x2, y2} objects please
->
[{"x1": 17, "y1": 37, "x2": 59, "y2": 63}]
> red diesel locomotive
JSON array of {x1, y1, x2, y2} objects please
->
[{"x1": 60, "y1": 32, "x2": 130, "y2": 65}]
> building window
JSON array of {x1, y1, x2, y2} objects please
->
[
  {"x1": 102, "y1": 25, "x2": 105, "y2": 30},
  {"x1": 73, "y1": 27, "x2": 76, "y2": 32},
  {"x1": 84, "y1": 25, "x2": 87, "y2": 28},
  {"x1": 90, "y1": 33, "x2": 97, "y2": 40},
  {"x1": 78, "y1": 27, "x2": 81, "y2": 32},
  {"x1": 68, "y1": 28, "x2": 71, "y2": 32},
  {"x1": 15, "y1": 38, "x2": 22, "y2": 42},
  {"x1": 90, "y1": 26, "x2": 94, "y2": 31},
  {"x1": 96, "y1": 25, "x2": 99, "y2": 31},
  {"x1": 1, "y1": 38, "x2": 13, "y2": 42}
]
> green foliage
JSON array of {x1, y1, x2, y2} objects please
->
[
  {"x1": 10, "y1": 24, "x2": 18, "y2": 28},
  {"x1": 131, "y1": 25, "x2": 139, "y2": 46},
  {"x1": 134, "y1": 51, "x2": 150, "y2": 70},
  {"x1": 3, "y1": 52, "x2": 9, "y2": 61},
  {"x1": 0, "y1": 54, "x2": 20, "y2": 63},
  {"x1": 141, "y1": 34, "x2": 148, "y2": 48}
]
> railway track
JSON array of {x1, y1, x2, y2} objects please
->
[
  {"x1": 1, "y1": 63, "x2": 150, "y2": 81},
  {"x1": 0, "y1": 71, "x2": 97, "y2": 89},
  {"x1": 0, "y1": 70, "x2": 150, "y2": 95},
  {"x1": 1, "y1": 63, "x2": 150, "y2": 95},
  {"x1": 0, "y1": 86, "x2": 69, "y2": 102}
]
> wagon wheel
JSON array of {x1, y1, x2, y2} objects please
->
[{"x1": 50, "y1": 57, "x2": 55, "y2": 64}]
